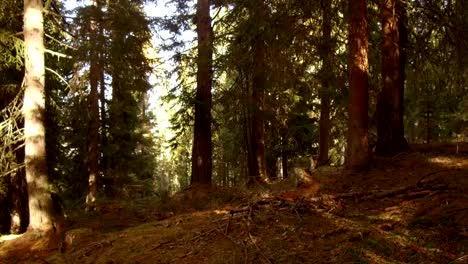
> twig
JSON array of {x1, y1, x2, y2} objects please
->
[
  {"x1": 189, "y1": 229, "x2": 216, "y2": 242},
  {"x1": 247, "y1": 232, "x2": 272, "y2": 264},
  {"x1": 229, "y1": 206, "x2": 250, "y2": 214},
  {"x1": 454, "y1": 255, "x2": 468, "y2": 263},
  {"x1": 151, "y1": 240, "x2": 172, "y2": 250}
]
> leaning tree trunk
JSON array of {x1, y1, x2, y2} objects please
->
[
  {"x1": 375, "y1": 0, "x2": 409, "y2": 157},
  {"x1": 346, "y1": 0, "x2": 370, "y2": 171},
  {"x1": 23, "y1": 0, "x2": 63, "y2": 234},
  {"x1": 191, "y1": 0, "x2": 213, "y2": 185},
  {"x1": 318, "y1": 0, "x2": 333, "y2": 166}
]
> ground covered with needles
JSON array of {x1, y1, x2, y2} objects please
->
[{"x1": 1, "y1": 144, "x2": 467, "y2": 263}]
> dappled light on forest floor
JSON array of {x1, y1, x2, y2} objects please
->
[
  {"x1": 0, "y1": 234, "x2": 22, "y2": 243},
  {"x1": 1, "y1": 148, "x2": 467, "y2": 263}
]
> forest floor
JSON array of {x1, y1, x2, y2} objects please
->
[{"x1": 1, "y1": 143, "x2": 468, "y2": 264}]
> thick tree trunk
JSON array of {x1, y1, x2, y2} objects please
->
[
  {"x1": 318, "y1": 0, "x2": 332, "y2": 166},
  {"x1": 247, "y1": 0, "x2": 269, "y2": 184},
  {"x1": 191, "y1": 0, "x2": 213, "y2": 185},
  {"x1": 375, "y1": 0, "x2": 409, "y2": 157},
  {"x1": 86, "y1": 0, "x2": 101, "y2": 211},
  {"x1": 23, "y1": 0, "x2": 63, "y2": 234},
  {"x1": 346, "y1": 0, "x2": 370, "y2": 170}
]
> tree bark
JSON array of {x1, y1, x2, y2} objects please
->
[
  {"x1": 247, "y1": 0, "x2": 269, "y2": 184},
  {"x1": 86, "y1": 0, "x2": 101, "y2": 211},
  {"x1": 346, "y1": 0, "x2": 370, "y2": 171},
  {"x1": 23, "y1": 0, "x2": 63, "y2": 234},
  {"x1": 375, "y1": 0, "x2": 409, "y2": 157},
  {"x1": 318, "y1": 0, "x2": 332, "y2": 166},
  {"x1": 8, "y1": 145, "x2": 29, "y2": 234},
  {"x1": 191, "y1": 0, "x2": 213, "y2": 185}
]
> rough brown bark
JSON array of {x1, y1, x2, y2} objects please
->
[
  {"x1": 318, "y1": 0, "x2": 332, "y2": 166},
  {"x1": 86, "y1": 0, "x2": 101, "y2": 211},
  {"x1": 23, "y1": 0, "x2": 63, "y2": 234},
  {"x1": 346, "y1": 0, "x2": 370, "y2": 170},
  {"x1": 191, "y1": 0, "x2": 213, "y2": 185},
  {"x1": 375, "y1": 0, "x2": 409, "y2": 157},
  {"x1": 247, "y1": 0, "x2": 269, "y2": 184}
]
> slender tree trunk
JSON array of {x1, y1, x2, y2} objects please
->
[
  {"x1": 281, "y1": 150, "x2": 288, "y2": 179},
  {"x1": 86, "y1": 0, "x2": 101, "y2": 211},
  {"x1": 280, "y1": 129, "x2": 288, "y2": 179},
  {"x1": 375, "y1": 0, "x2": 409, "y2": 156},
  {"x1": 191, "y1": 0, "x2": 213, "y2": 185},
  {"x1": 23, "y1": 0, "x2": 63, "y2": 234},
  {"x1": 99, "y1": 6, "x2": 108, "y2": 180},
  {"x1": 318, "y1": 0, "x2": 332, "y2": 166},
  {"x1": 8, "y1": 144, "x2": 29, "y2": 234},
  {"x1": 99, "y1": 62, "x2": 107, "y2": 175},
  {"x1": 346, "y1": 0, "x2": 370, "y2": 170}
]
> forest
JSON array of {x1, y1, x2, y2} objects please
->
[{"x1": 0, "y1": 0, "x2": 467, "y2": 263}]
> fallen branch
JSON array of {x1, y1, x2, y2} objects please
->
[
  {"x1": 151, "y1": 240, "x2": 173, "y2": 250},
  {"x1": 332, "y1": 183, "x2": 453, "y2": 201},
  {"x1": 332, "y1": 185, "x2": 413, "y2": 200},
  {"x1": 416, "y1": 169, "x2": 453, "y2": 186},
  {"x1": 247, "y1": 232, "x2": 272, "y2": 264}
]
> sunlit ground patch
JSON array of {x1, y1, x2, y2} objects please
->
[
  {"x1": 427, "y1": 156, "x2": 468, "y2": 168},
  {"x1": 0, "y1": 234, "x2": 22, "y2": 243}
]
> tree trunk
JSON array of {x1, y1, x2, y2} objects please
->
[
  {"x1": 247, "y1": 0, "x2": 269, "y2": 184},
  {"x1": 99, "y1": 9, "x2": 108, "y2": 181},
  {"x1": 8, "y1": 144, "x2": 29, "y2": 234},
  {"x1": 23, "y1": 0, "x2": 63, "y2": 234},
  {"x1": 86, "y1": 0, "x2": 101, "y2": 211},
  {"x1": 375, "y1": 0, "x2": 409, "y2": 157},
  {"x1": 191, "y1": 0, "x2": 213, "y2": 185},
  {"x1": 281, "y1": 151, "x2": 288, "y2": 179},
  {"x1": 346, "y1": 0, "x2": 370, "y2": 171},
  {"x1": 318, "y1": 0, "x2": 332, "y2": 166}
]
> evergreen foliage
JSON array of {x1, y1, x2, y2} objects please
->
[{"x1": 0, "y1": 0, "x2": 466, "y2": 233}]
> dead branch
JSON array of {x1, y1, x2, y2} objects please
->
[
  {"x1": 396, "y1": 190, "x2": 433, "y2": 200},
  {"x1": 333, "y1": 185, "x2": 413, "y2": 200},
  {"x1": 151, "y1": 240, "x2": 173, "y2": 250},
  {"x1": 332, "y1": 183, "x2": 453, "y2": 201},
  {"x1": 416, "y1": 169, "x2": 456, "y2": 187},
  {"x1": 247, "y1": 232, "x2": 272, "y2": 264}
]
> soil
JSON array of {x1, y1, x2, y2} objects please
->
[{"x1": 1, "y1": 144, "x2": 467, "y2": 263}]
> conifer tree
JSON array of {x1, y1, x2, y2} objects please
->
[
  {"x1": 346, "y1": 0, "x2": 370, "y2": 170},
  {"x1": 191, "y1": 0, "x2": 213, "y2": 185},
  {"x1": 23, "y1": 0, "x2": 63, "y2": 234}
]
